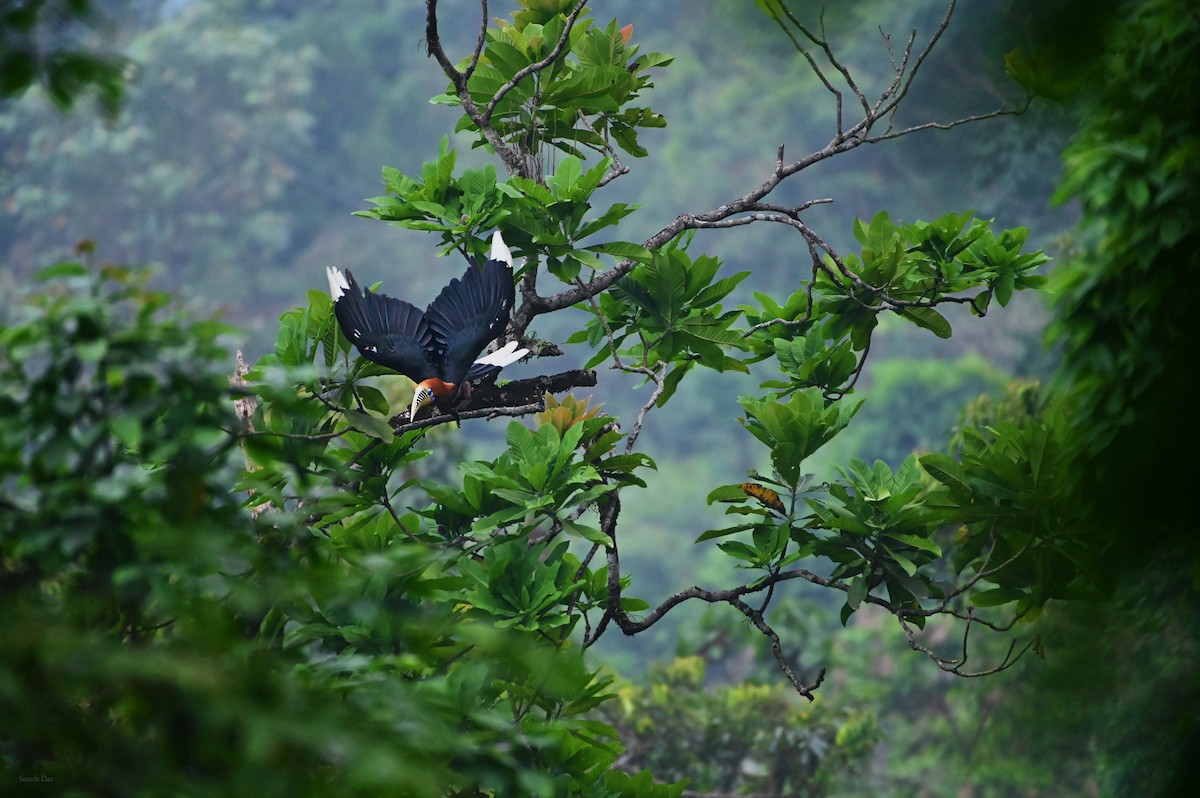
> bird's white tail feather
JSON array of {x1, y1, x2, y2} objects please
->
[{"x1": 474, "y1": 340, "x2": 529, "y2": 368}]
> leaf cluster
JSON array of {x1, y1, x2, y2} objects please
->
[
  {"x1": 571, "y1": 244, "x2": 750, "y2": 402},
  {"x1": 922, "y1": 405, "x2": 1102, "y2": 616},
  {"x1": 747, "y1": 211, "x2": 1050, "y2": 399},
  {"x1": 434, "y1": 8, "x2": 671, "y2": 162}
]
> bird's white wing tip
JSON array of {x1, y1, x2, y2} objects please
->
[
  {"x1": 326, "y1": 266, "x2": 349, "y2": 300},
  {"x1": 490, "y1": 230, "x2": 513, "y2": 268}
]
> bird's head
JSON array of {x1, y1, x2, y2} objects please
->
[{"x1": 410, "y1": 382, "x2": 437, "y2": 420}]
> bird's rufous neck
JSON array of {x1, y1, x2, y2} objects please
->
[{"x1": 418, "y1": 378, "x2": 458, "y2": 402}]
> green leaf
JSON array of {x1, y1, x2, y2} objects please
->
[
  {"x1": 547, "y1": 156, "x2": 584, "y2": 200},
  {"x1": 752, "y1": 0, "x2": 787, "y2": 22},
  {"x1": 655, "y1": 361, "x2": 693, "y2": 407},
  {"x1": 586, "y1": 240, "x2": 654, "y2": 263},
  {"x1": 695, "y1": 523, "x2": 760, "y2": 543},
  {"x1": 846, "y1": 575, "x2": 867, "y2": 610},
  {"x1": 706, "y1": 484, "x2": 751, "y2": 504},
  {"x1": 886, "y1": 532, "x2": 942, "y2": 557},
  {"x1": 896, "y1": 306, "x2": 952, "y2": 339},
  {"x1": 562, "y1": 520, "x2": 611, "y2": 546},
  {"x1": 972, "y1": 586, "x2": 1027, "y2": 608},
  {"x1": 920, "y1": 453, "x2": 973, "y2": 497},
  {"x1": 576, "y1": 203, "x2": 640, "y2": 239},
  {"x1": 342, "y1": 409, "x2": 395, "y2": 443},
  {"x1": 717, "y1": 540, "x2": 761, "y2": 563},
  {"x1": 691, "y1": 272, "x2": 751, "y2": 309}
]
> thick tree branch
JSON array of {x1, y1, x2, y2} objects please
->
[{"x1": 390, "y1": 368, "x2": 598, "y2": 432}]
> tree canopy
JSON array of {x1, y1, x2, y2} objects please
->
[{"x1": 3, "y1": 0, "x2": 1196, "y2": 795}]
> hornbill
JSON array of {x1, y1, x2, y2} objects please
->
[{"x1": 326, "y1": 231, "x2": 529, "y2": 422}]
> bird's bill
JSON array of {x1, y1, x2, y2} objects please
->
[{"x1": 410, "y1": 385, "x2": 435, "y2": 419}]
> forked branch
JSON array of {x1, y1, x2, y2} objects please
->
[{"x1": 422, "y1": 0, "x2": 1038, "y2": 697}]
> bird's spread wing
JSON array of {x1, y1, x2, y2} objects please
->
[
  {"x1": 425, "y1": 253, "x2": 515, "y2": 384},
  {"x1": 328, "y1": 267, "x2": 438, "y2": 381}
]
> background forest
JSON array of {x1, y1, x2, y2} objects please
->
[{"x1": 2, "y1": 0, "x2": 1197, "y2": 796}]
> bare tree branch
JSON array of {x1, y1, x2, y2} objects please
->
[
  {"x1": 872, "y1": 0, "x2": 957, "y2": 122},
  {"x1": 589, "y1": 504, "x2": 1036, "y2": 685},
  {"x1": 463, "y1": 0, "x2": 488, "y2": 82},
  {"x1": 425, "y1": 0, "x2": 526, "y2": 175},
  {"x1": 864, "y1": 97, "x2": 1034, "y2": 143}
]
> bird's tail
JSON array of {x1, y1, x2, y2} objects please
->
[{"x1": 465, "y1": 340, "x2": 529, "y2": 382}]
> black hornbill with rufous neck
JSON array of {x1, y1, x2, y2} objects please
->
[{"x1": 326, "y1": 231, "x2": 529, "y2": 422}]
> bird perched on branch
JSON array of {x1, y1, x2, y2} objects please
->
[{"x1": 327, "y1": 231, "x2": 529, "y2": 422}]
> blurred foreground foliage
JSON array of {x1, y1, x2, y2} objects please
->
[
  {"x1": 0, "y1": 262, "x2": 676, "y2": 796},
  {"x1": 0, "y1": 0, "x2": 126, "y2": 116}
]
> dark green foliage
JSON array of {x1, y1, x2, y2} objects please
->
[
  {"x1": 10, "y1": 0, "x2": 1157, "y2": 793},
  {"x1": 0, "y1": 1, "x2": 126, "y2": 116},
  {"x1": 0, "y1": 258, "x2": 242, "y2": 629},
  {"x1": 0, "y1": 263, "x2": 675, "y2": 795},
  {"x1": 1006, "y1": 1, "x2": 1200, "y2": 793},
  {"x1": 432, "y1": 10, "x2": 670, "y2": 163},
  {"x1": 1047, "y1": 0, "x2": 1200, "y2": 556}
]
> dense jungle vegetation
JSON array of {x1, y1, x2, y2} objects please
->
[{"x1": 2, "y1": 1, "x2": 1196, "y2": 795}]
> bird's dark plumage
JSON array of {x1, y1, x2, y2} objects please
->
[
  {"x1": 327, "y1": 232, "x2": 526, "y2": 419},
  {"x1": 423, "y1": 253, "x2": 514, "y2": 385},
  {"x1": 329, "y1": 272, "x2": 438, "y2": 379}
]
